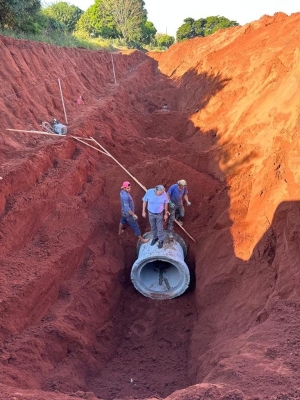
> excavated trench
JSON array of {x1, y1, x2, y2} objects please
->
[
  {"x1": 35, "y1": 109, "x2": 203, "y2": 399},
  {"x1": 1, "y1": 15, "x2": 300, "y2": 398},
  {"x1": 0, "y1": 69, "x2": 255, "y2": 398},
  {"x1": 0, "y1": 41, "x2": 215, "y2": 399}
]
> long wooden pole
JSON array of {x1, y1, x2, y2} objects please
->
[
  {"x1": 74, "y1": 137, "x2": 145, "y2": 190},
  {"x1": 58, "y1": 78, "x2": 68, "y2": 125},
  {"x1": 90, "y1": 138, "x2": 196, "y2": 242},
  {"x1": 174, "y1": 222, "x2": 196, "y2": 243},
  {"x1": 6, "y1": 128, "x2": 65, "y2": 137},
  {"x1": 73, "y1": 136, "x2": 197, "y2": 243},
  {"x1": 71, "y1": 136, "x2": 108, "y2": 156},
  {"x1": 90, "y1": 137, "x2": 147, "y2": 191}
]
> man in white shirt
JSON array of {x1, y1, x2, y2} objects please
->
[{"x1": 142, "y1": 185, "x2": 169, "y2": 249}]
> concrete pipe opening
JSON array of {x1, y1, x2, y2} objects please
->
[{"x1": 131, "y1": 231, "x2": 190, "y2": 300}]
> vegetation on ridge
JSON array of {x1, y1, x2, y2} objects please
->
[
  {"x1": 0, "y1": 0, "x2": 174, "y2": 50},
  {"x1": 176, "y1": 16, "x2": 239, "y2": 42},
  {"x1": 0, "y1": 1, "x2": 237, "y2": 50}
]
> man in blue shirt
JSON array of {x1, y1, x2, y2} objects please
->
[
  {"x1": 119, "y1": 181, "x2": 149, "y2": 244},
  {"x1": 167, "y1": 179, "x2": 191, "y2": 232},
  {"x1": 142, "y1": 185, "x2": 169, "y2": 249}
]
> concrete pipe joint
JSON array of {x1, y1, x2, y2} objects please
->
[{"x1": 131, "y1": 231, "x2": 190, "y2": 300}]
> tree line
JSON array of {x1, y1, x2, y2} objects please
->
[
  {"x1": 0, "y1": 1, "x2": 238, "y2": 49},
  {"x1": 176, "y1": 16, "x2": 238, "y2": 42}
]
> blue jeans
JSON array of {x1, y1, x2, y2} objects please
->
[
  {"x1": 168, "y1": 204, "x2": 184, "y2": 231},
  {"x1": 148, "y1": 211, "x2": 164, "y2": 241},
  {"x1": 120, "y1": 213, "x2": 141, "y2": 236}
]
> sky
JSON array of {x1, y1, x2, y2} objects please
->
[{"x1": 67, "y1": 0, "x2": 299, "y2": 37}]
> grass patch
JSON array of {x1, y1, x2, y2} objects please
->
[
  {"x1": 0, "y1": 28, "x2": 171, "y2": 53},
  {"x1": 0, "y1": 28, "x2": 117, "y2": 51}
]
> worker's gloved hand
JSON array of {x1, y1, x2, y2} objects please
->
[
  {"x1": 133, "y1": 214, "x2": 138, "y2": 220},
  {"x1": 186, "y1": 201, "x2": 191, "y2": 206},
  {"x1": 169, "y1": 202, "x2": 175, "y2": 208}
]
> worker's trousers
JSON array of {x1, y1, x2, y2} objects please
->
[
  {"x1": 168, "y1": 204, "x2": 185, "y2": 231},
  {"x1": 120, "y1": 213, "x2": 141, "y2": 236},
  {"x1": 148, "y1": 211, "x2": 164, "y2": 242}
]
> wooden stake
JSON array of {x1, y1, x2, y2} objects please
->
[
  {"x1": 111, "y1": 53, "x2": 117, "y2": 85},
  {"x1": 58, "y1": 78, "x2": 68, "y2": 125},
  {"x1": 6, "y1": 128, "x2": 65, "y2": 137}
]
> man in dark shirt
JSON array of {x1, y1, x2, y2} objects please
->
[
  {"x1": 167, "y1": 179, "x2": 191, "y2": 232},
  {"x1": 119, "y1": 181, "x2": 149, "y2": 244}
]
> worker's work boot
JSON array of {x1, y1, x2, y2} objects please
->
[
  {"x1": 151, "y1": 237, "x2": 158, "y2": 246},
  {"x1": 158, "y1": 241, "x2": 164, "y2": 249}
]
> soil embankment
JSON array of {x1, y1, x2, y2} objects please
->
[{"x1": 0, "y1": 11, "x2": 300, "y2": 400}]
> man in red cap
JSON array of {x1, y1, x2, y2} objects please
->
[{"x1": 119, "y1": 181, "x2": 149, "y2": 244}]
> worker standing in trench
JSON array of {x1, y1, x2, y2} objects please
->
[
  {"x1": 119, "y1": 181, "x2": 149, "y2": 244},
  {"x1": 75, "y1": 95, "x2": 84, "y2": 105},
  {"x1": 142, "y1": 184, "x2": 169, "y2": 248},
  {"x1": 167, "y1": 179, "x2": 191, "y2": 237}
]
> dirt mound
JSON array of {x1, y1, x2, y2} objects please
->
[{"x1": 0, "y1": 11, "x2": 300, "y2": 400}]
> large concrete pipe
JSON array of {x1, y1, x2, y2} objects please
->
[{"x1": 131, "y1": 231, "x2": 190, "y2": 300}]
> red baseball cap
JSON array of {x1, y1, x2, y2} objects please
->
[{"x1": 121, "y1": 181, "x2": 131, "y2": 188}]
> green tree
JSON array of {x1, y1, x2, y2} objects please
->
[
  {"x1": 37, "y1": 12, "x2": 66, "y2": 33},
  {"x1": 140, "y1": 20, "x2": 156, "y2": 45},
  {"x1": 156, "y1": 33, "x2": 174, "y2": 48},
  {"x1": 193, "y1": 18, "x2": 206, "y2": 37},
  {"x1": 100, "y1": 0, "x2": 147, "y2": 42},
  {"x1": 203, "y1": 16, "x2": 238, "y2": 35},
  {"x1": 0, "y1": 0, "x2": 41, "y2": 31},
  {"x1": 75, "y1": 0, "x2": 118, "y2": 38},
  {"x1": 176, "y1": 16, "x2": 238, "y2": 42},
  {"x1": 176, "y1": 18, "x2": 195, "y2": 42},
  {"x1": 42, "y1": 1, "x2": 83, "y2": 32}
]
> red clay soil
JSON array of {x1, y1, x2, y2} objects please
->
[{"x1": 0, "y1": 11, "x2": 300, "y2": 400}]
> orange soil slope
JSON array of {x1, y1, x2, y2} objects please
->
[
  {"x1": 151, "y1": 12, "x2": 300, "y2": 260},
  {"x1": 0, "y1": 11, "x2": 300, "y2": 400},
  {"x1": 149, "y1": 12, "x2": 300, "y2": 400}
]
